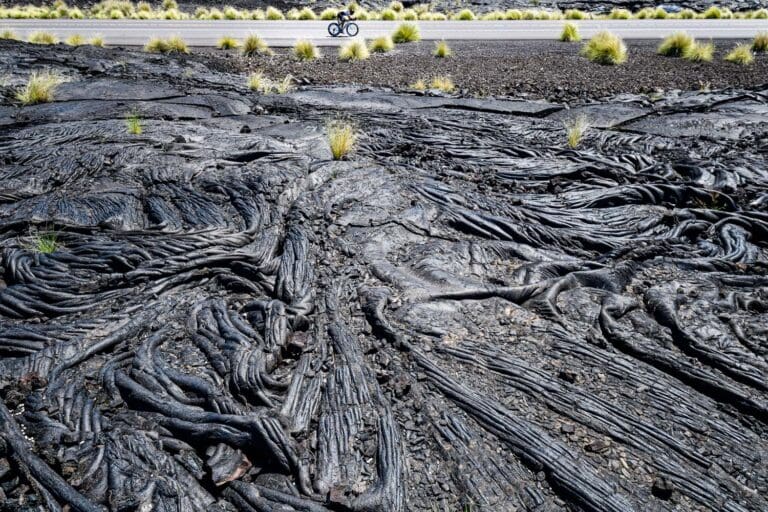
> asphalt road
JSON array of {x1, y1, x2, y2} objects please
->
[{"x1": 3, "y1": 19, "x2": 767, "y2": 46}]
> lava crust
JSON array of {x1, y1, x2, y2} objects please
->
[{"x1": 0, "y1": 41, "x2": 768, "y2": 512}]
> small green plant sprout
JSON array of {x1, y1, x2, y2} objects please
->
[
  {"x1": 339, "y1": 39, "x2": 370, "y2": 61},
  {"x1": 16, "y1": 70, "x2": 66, "y2": 105},
  {"x1": 28, "y1": 31, "x2": 58, "y2": 44},
  {"x1": 560, "y1": 22, "x2": 581, "y2": 42},
  {"x1": 392, "y1": 22, "x2": 421, "y2": 43},
  {"x1": 433, "y1": 40, "x2": 452, "y2": 57},
  {"x1": 327, "y1": 119, "x2": 357, "y2": 160},
  {"x1": 430, "y1": 75, "x2": 455, "y2": 93},
  {"x1": 242, "y1": 34, "x2": 272, "y2": 56},
  {"x1": 90, "y1": 35, "x2": 105, "y2": 47},
  {"x1": 564, "y1": 115, "x2": 589, "y2": 148},
  {"x1": 410, "y1": 78, "x2": 427, "y2": 91},
  {"x1": 65, "y1": 33, "x2": 85, "y2": 46},
  {"x1": 293, "y1": 39, "x2": 320, "y2": 61},
  {"x1": 752, "y1": 32, "x2": 768, "y2": 52},
  {"x1": 217, "y1": 35, "x2": 239, "y2": 50},
  {"x1": 369, "y1": 35, "x2": 394, "y2": 53},
  {"x1": 683, "y1": 41, "x2": 714, "y2": 62},
  {"x1": 658, "y1": 32, "x2": 694, "y2": 57},
  {"x1": 126, "y1": 111, "x2": 142, "y2": 135},
  {"x1": 725, "y1": 44, "x2": 754, "y2": 64},
  {"x1": 32, "y1": 232, "x2": 58, "y2": 254},
  {"x1": 581, "y1": 31, "x2": 628, "y2": 65},
  {"x1": 1, "y1": 29, "x2": 19, "y2": 40}
]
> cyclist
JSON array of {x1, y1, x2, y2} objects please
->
[{"x1": 336, "y1": 6, "x2": 356, "y2": 29}]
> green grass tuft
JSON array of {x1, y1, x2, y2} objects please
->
[
  {"x1": 433, "y1": 40, "x2": 452, "y2": 57},
  {"x1": 752, "y1": 32, "x2": 768, "y2": 52},
  {"x1": 392, "y1": 22, "x2": 420, "y2": 43},
  {"x1": 327, "y1": 119, "x2": 357, "y2": 160},
  {"x1": 581, "y1": 31, "x2": 627, "y2": 65},
  {"x1": 90, "y1": 35, "x2": 105, "y2": 47},
  {"x1": 265, "y1": 6, "x2": 284, "y2": 20},
  {"x1": 16, "y1": 70, "x2": 66, "y2": 105},
  {"x1": 293, "y1": 39, "x2": 320, "y2": 61},
  {"x1": 242, "y1": 34, "x2": 271, "y2": 56},
  {"x1": 560, "y1": 22, "x2": 580, "y2": 42},
  {"x1": 1, "y1": 29, "x2": 19, "y2": 40},
  {"x1": 724, "y1": 44, "x2": 754, "y2": 65},
  {"x1": 453, "y1": 8, "x2": 475, "y2": 20},
  {"x1": 682, "y1": 41, "x2": 714, "y2": 62},
  {"x1": 369, "y1": 35, "x2": 394, "y2": 53},
  {"x1": 217, "y1": 35, "x2": 239, "y2": 49},
  {"x1": 703, "y1": 6, "x2": 722, "y2": 18},
  {"x1": 339, "y1": 39, "x2": 370, "y2": 61},
  {"x1": 126, "y1": 111, "x2": 142, "y2": 134},
  {"x1": 28, "y1": 31, "x2": 58, "y2": 44},
  {"x1": 430, "y1": 75, "x2": 455, "y2": 92},
  {"x1": 33, "y1": 233, "x2": 58, "y2": 254},
  {"x1": 65, "y1": 33, "x2": 86, "y2": 46},
  {"x1": 564, "y1": 115, "x2": 589, "y2": 148},
  {"x1": 658, "y1": 32, "x2": 694, "y2": 57}
]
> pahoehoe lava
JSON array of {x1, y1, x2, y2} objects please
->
[{"x1": 1, "y1": 40, "x2": 768, "y2": 511}]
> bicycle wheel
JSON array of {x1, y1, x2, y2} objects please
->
[
  {"x1": 345, "y1": 23, "x2": 359, "y2": 37},
  {"x1": 328, "y1": 23, "x2": 341, "y2": 37}
]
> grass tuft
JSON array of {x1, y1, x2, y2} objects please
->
[
  {"x1": 433, "y1": 40, "x2": 452, "y2": 57},
  {"x1": 265, "y1": 6, "x2": 284, "y2": 20},
  {"x1": 392, "y1": 22, "x2": 420, "y2": 43},
  {"x1": 752, "y1": 32, "x2": 768, "y2": 52},
  {"x1": 293, "y1": 39, "x2": 320, "y2": 61},
  {"x1": 242, "y1": 34, "x2": 271, "y2": 56},
  {"x1": 564, "y1": 115, "x2": 589, "y2": 148},
  {"x1": 1, "y1": 29, "x2": 19, "y2": 40},
  {"x1": 90, "y1": 34, "x2": 105, "y2": 47},
  {"x1": 126, "y1": 111, "x2": 142, "y2": 134},
  {"x1": 560, "y1": 22, "x2": 580, "y2": 42},
  {"x1": 703, "y1": 6, "x2": 722, "y2": 18},
  {"x1": 658, "y1": 32, "x2": 694, "y2": 57},
  {"x1": 410, "y1": 79, "x2": 427, "y2": 91},
  {"x1": 581, "y1": 31, "x2": 627, "y2": 65},
  {"x1": 682, "y1": 41, "x2": 714, "y2": 62},
  {"x1": 32, "y1": 233, "x2": 58, "y2": 254},
  {"x1": 16, "y1": 70, "x2": 66, "y2": 105},
  {"x1": 144, "y1": 36, "x2": 169, "y2": 53},
  {"x1": 724, "y1": 44, "x2": 754, "y2": 65},
  {"x1": 453, "y1": 8, "x2": 475, "y2": 20},
  {"x1": 430, "y1": 75, "x2": 455, "y2": 92},
  {"x1": 28, "y1": 31, "x2": 58, "y2": 44},
  {"x1": 217, "y1": 35, "x2": 239, "y2": 49},
  {"x1": 339, "y1": 39, "x2": 370, "y2": 61},
  {"x1": 327, "y1": 119, "x2": 357, "y2": 160},
  {"x1": 369, "y1": 35, "x2": 394, "y2": 53},
  {"x1": 167, "y1": 35, "x2": 188, "y2": 53},
  {"x1": 65, "y1": 33, "x2": 85, "y2": 46}
]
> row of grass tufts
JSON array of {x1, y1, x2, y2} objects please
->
[{"x1": 4, "y1": 2, "x2": 768, "y2": 21}]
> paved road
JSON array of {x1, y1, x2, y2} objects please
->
[{"x1": 3, "y1": 19, "x2": 767, "y2": 46}]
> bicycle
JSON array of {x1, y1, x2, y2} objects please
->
[{"x1": 328, "y1": 20, "x2": 359, "y2": 37}]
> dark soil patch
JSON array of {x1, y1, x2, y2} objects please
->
[{"x1": 219, "y1": 39, "x2": 768, "y2": 102}]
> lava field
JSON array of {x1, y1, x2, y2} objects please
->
[{"x1": 1, "y1": 41, "x2": 768, "y2": 511}]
